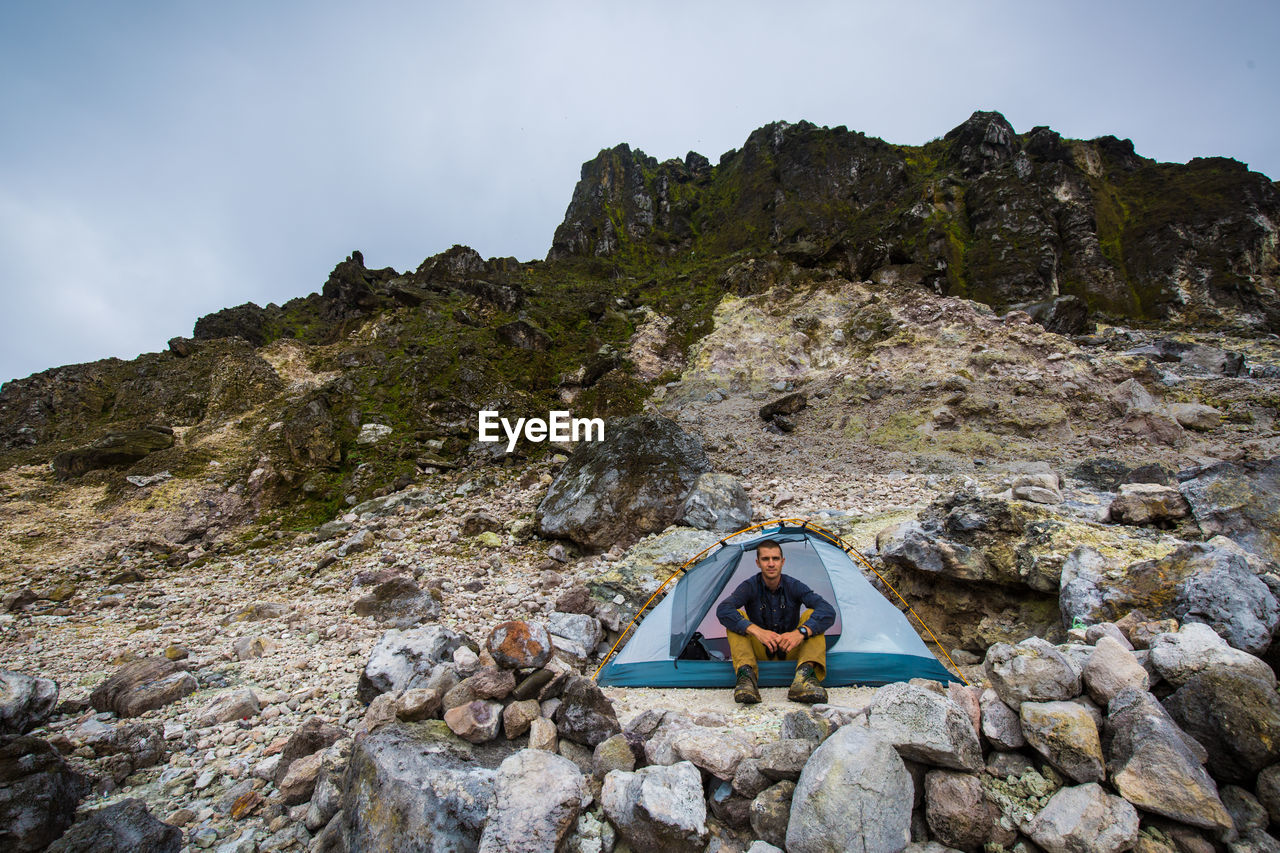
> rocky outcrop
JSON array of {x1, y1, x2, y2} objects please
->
[
  {"x1": 0, "y1": 671, "x2": 58, "y2": 735},
  {"x1": 0, "y1": 735, "x2": 87, "y2": 852},
  {"x1": 538, "y1": 415, "x2": 710, "y2": 551},
  {"x1": 1180, "y1": 458, "x2": 1280, "y2": 565},
  {"x1": 51, "y1": 425, "x2": 175, "y2": 478},
  {"x1": 88, "y1": 658, "x2": 196, "y2": 718},
  {"x1": 46, "y1": 798, "x2": 181, "y2": 852},
  {"x1": 550, "y1": 114, "x2": 1280, "y2": 330}
]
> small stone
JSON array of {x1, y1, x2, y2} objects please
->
[{"x1": 444, "y1": 700, "x2": 503, "y2": 743}]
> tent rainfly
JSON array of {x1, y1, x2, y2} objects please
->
[{"x1": 595, "y1": 520, "x2": 961, "y2": 688}]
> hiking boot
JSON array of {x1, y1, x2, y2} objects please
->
[
  {"x1": 734, "y1": 666, "x2": 760, "y2": 704},
  {"x1": 788, "y1": 663, "x2": 827, "y2": 704}
]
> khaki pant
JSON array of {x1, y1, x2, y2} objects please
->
[{"x1": 727, "y1": 608, "x2": 826, "y2": 682}]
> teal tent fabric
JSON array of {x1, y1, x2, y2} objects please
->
[{"x1": 597, "y1": 522, "x2": 959, "y2": 687}]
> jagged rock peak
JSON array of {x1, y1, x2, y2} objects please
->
[{"x1": 943, "y1": 110, "x2": 1017, "y2": 175}]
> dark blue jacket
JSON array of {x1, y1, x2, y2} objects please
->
[{"x1": 716, "y1": 573, "x2": 835, "y2": 637}]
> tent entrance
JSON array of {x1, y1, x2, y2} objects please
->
[{"x1": 670, "y1": 536, "x2": 843, "y2": 659}]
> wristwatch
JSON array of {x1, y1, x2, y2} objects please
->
[{"x1": 798, "y1": 626, "x2": 811, "y2": 638}]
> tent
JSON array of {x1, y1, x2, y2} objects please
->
[{"x1": 595, "y1": 519, "x2": 961, "y2": 688}]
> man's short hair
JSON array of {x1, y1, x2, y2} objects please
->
[{"x1": 755, "y1": 539, "x2": 783, "y2": 556}]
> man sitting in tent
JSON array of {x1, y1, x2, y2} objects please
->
[{"x1": 716, "y1": 539, "x2": 835, "y2": 704}]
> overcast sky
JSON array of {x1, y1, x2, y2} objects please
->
[{"x1": 2, "y1": 1, "x2": 1276, "y2": 386}]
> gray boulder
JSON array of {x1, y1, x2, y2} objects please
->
[
  {"x1": 602, "y1": 761, "x2": 708, "y2": 853},
  {"x1": 1257, "y1": 764, "x2": 1280, "y2": 825},
  {"x1": 785, "y1": 724, "x2": 913, "y2": 853},
  {"x1": 546, "y1": 612, "x2": 604, "y2": 653},
  {"x1": 780, "y1": 709, "x2": 836, "y2": 742},
  {"x1": 1107, "y1": 483, "x2": 1190, "y2": 526},
  {"x1": 679, "y1": 472, "x2": 752, "y2": 532},
  {"x1": 0, "y1": 671, "x2": 58, "y2": 735},
  {"x1": 554, "y1": 676, "x2": 621, "y2": 748},
  {"x1": 877, "y1": 520, "x2": 1005, "y2": 584},
  {"x1": 0, "y1": 735, "x2": 87, "y2": 852},
  {"x1": 1024, "y1": 783, "x2": 1139, "y2": 853},
  {"x1": 1105, "y1": 687, "x2": 1231, "y2": 830},
  {"x1": 660, "y1": 724, "x2": 753, "y2": 781},
  {"x1": 357, "y1": 625, "x2": 468, "y2": 703},
  {"x1": 88, "y1": 658, "x2": 196, "y2": 718},
  {"x1": 538, "y1": 415, "x2": 710, "y2": 551},
  {"x1": 1180, "y1": 458, "x2": 1280, "y2": 565},
  {"x1": 1164, "y1": 668, "x2": 1280, "y2": 785},
  {"x1": 339, "y1": 720, "x2": 519, "y2": 851},
  {"x1": 1019, "y1": 701, "x2": 1105, "y2": 783},
  {"x1": 352, "y1": 576, "x2": 441, "y2": 628},
  {"x1": 865, "y1": 682, "x2": 982, "y2": 771},
  {"x1": 47, "y1": 798, "x2": 180, "y2": 852},
  {"x1": 1148, "y1": 622, "x2": 1276, "y2": 687},
  {"x1": 984, "y1": 637, "x2": 1081, "y2": 710},
  {"x1": 477, "y1": 750, "x2": 587, "y2": 853},
  {"x1": 81, "y1": 720, "x2": 167, "y2": 783},
  {"x1": 197, "y1": 689, "x2": 260, "y2": 726},
  {"x1": 756, "y1": 739, "x2": 814, "y2": 782},
  {"x1": 1172, "y1": 546, "x2": 1279, "y2": 654}
]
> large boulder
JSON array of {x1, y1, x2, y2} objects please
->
[
  {"x1": 1081, "y1": 637, "x2": 1150, "y2": 705},
  {"x1": 338, "y1": 721, "x2": 519, "y2": 851},
  {"x1": 679, "y1": 472, "x2": 752, "y2": 532},
  {"x1": 46, "y1": 798, "x2": 181, "y2": 852},
  {"x1": 1163, "y1": 668, "x2": 1280, "y2": 785},
  {"x1": 554, "y1": 676, "x2": 621, "y2": 748},
  {"x1": 538, "y1": 415, "x2": 710, "y2": 551},
  {"x1": 88, "y1": 658, "x2": 197, "y2": 718},
  {"x1": 865, "y1": 682, "x2": 982, "y2": 771},
  {"x1": 602, "y1": 761, "x2": 708, "y2": 853},
  {"x1": 1019, "y1": 701, "x2": 1105, "y2": 783},
  {"x1": 0, "y1": 671, "x2": 58, "y2": 735},
  {"x1": 0, "y1": 735, "x2": 87, "y2": 852},
  {"x1": 1105, "y1": 687, "x2": 1231, "y2": 831},
  {"x1": 357, "y1": 625, "x2": 469, "y2": 703},
  {"x1": 984, "y1": 637, "x2": 1081, "y2": 710},
  {"x1": 1170, "y1": 546, "x2": 1279, "y2": 654},
  {"x1": 1024, "y1": 783, "x2": 1140, "y2": 853},
  {"x1": 478, "y1": 750, "x2": 587, "y2": 853},
  {"x1": 352, "y1": 576, "x2": 441, "y2": 628},
  {"x1": 785, "y1": 724, "x2": 913, "y2": 853},
  {"x1": 1148, "y1": 622, "x2": 1276, "y2": 687},
  {"x1": 1179, "y1": 459, "x2": 1280, "y2": 564}
]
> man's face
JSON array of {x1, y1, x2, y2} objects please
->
[{"x1": 756, "y1": 545, "x2": 784, "y2": 586}]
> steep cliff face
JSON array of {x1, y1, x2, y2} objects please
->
[{"x1": 548, "y1": 112, "x2": 1280, "y2": 331}]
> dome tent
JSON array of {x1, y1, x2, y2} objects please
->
[{"x1": 595, "y1": 520, "x2": 961, "y2": 688}]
